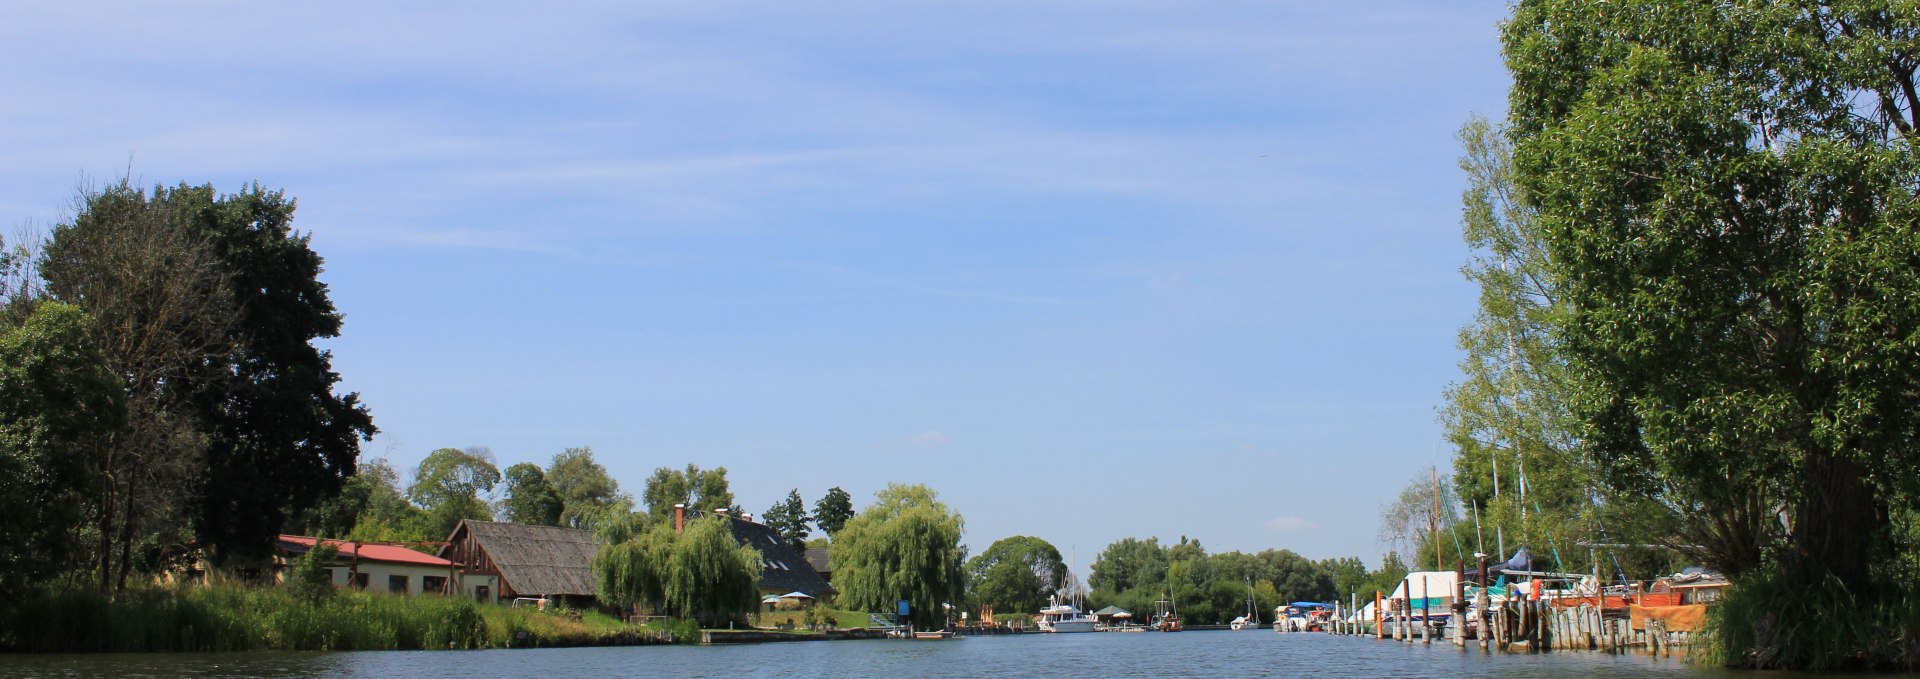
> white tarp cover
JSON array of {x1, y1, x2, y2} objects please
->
[{"x1": 1388, "y1": 571, "x2": 1460, "y2": 602}]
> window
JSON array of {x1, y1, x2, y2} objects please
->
[
  {"x1": 475, "y1": 585, "x2": 490, "y2": 603},
  {"x1": 423, "y1": 576, "x2": 447, "y2": 595},
  {"x1": 389, "y1": 574, "x2": 410, "y2": 595},
  {"x1": 351, "y1": 573, "x2": 369, "y2": 590}
]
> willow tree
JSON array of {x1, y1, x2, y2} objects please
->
[
  {"x1": 1504, "y1": 0, "x2": 1920, "y2": 668},
  {"x1": 665, "y1": 516, "x2": 761, "y2": 624},
  {"x1": 830, "y1": 484, "x2": 966, "y2": 629},
  {"x1": 593, "y1": 516, "x2": 758, "y2": 624}
]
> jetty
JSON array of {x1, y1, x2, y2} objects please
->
[{"x1": 1310, "y1": 558, "x2": 1716, "y2": 658}]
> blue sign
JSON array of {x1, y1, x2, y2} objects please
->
[{"x1": 897, "y1": 599, "x2": 911, "y2": 616}]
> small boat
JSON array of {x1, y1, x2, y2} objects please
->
[
  {"x1": 1229, "y1": 577, "x2": 1260, "y2": 630},
  {"x1": 1151, "y1": 598, "x2": 1182, "y2": 632},
  {"x1": 1274, "y1": 602, "x2": 1335, "y2": 632},
  {"x1": 1037, "y1": 595, "x2": 1099, "y2": 633}
]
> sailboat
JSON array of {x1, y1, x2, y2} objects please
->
[
  {"x1": 1229, "y1": 577, "x2": 1260, "y2": 630},
  {"x1": 1152, "y1": 564, "x2": 1183, "y2": 631}
]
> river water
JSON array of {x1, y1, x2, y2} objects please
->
[{"x1": 0, "y1": 631, "x2": 1778, "y2": 678}]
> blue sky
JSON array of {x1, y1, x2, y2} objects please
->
[{"x1": 2, "y1": 1, "x2": 1512, "y2": 573}]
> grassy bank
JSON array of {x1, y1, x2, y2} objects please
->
[{"x1": 0, "y1": 585, "x2": 692, "y2": 653}]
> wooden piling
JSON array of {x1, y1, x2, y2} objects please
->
[{"x1": 1376, "y1": 591, "x2": 1385, "y2": 640}]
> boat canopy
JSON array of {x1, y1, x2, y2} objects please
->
[
  {"x1": 1387, "y1": 571, "x2": 1460, "y2": 601},
  {"x1": 1287, "y1": 602, "x2": 1335, "y2": 609}
]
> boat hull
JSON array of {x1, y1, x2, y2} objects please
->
[{"x1": 1041, "y1": 620, "x2": 1098, "y2": 633}]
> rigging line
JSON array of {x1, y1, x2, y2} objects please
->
[
  {"x1": 1532, "y1": 499, "x2": 1565, "y2": 571},
  {"x1": 1590, "y1": 508, "x2": 1632, "y2": 587}
]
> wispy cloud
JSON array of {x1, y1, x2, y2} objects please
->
[
  {"x1": 1266, "y1": 516, "x2": 1315, "y2": 531},
  {"x1": 908, "y1": 430, "x2": 950, "y2": 446}
]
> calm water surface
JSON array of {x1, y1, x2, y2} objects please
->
[{"x1": 0, "y1": 631, "x2": 1819, "y2": 678}]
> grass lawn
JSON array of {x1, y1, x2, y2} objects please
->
[{"x1": 749, "y1": 608, "x2": 873, "y2": 632}]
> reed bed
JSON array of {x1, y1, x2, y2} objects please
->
[
  {"x1": 0, "y1": 585, "x2": 683, "y2": 653},
  {"x1": 1701, "y1": 566, "x2": 1920, "y2": 671}
]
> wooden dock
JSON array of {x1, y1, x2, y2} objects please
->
[{"x1": 1318, "y1": 599, "x2": 1692, "y2": 657}]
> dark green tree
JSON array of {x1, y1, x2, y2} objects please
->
[
  {"x1": 812, "y1": 486, "x2": 854, "y2": 537},
  {"x1": 502, "y1": 462, "x2": 563, "y2": 526},
  {"x1": 0, "y1": 302, "x2": 122, "y2": 594},
  {"x1": 966, "y1": 535, "x2": 1067, "y2": 617},
  {"x1": 169, "y1": 183, "x2": 375, "y2": 565},
  {"x1": 762, "y1": 489, "x2": 811, "y2": 551},
  {"x1": 408, "y1": 447, "x2": 500, "y2": 538}
]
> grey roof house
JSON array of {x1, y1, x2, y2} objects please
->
[
  {"x1": 720, "y1": 513, "x2": 837, "y2": 599},
  {"x1": 438, "y1": 520, "x2": 600, "y2": 605}
]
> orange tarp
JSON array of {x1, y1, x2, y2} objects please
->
[
  {"x1": 1638, "y1": 592, "x2": 1683, "y2": 607},
  {"x1": 1631, "y1": 604, "x2": 1707, "y2": 632},
  {"x1": 1549, "y1": 595, "x2": 1631, "y2": 609}
]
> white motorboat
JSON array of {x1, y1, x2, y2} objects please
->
[{"x1": 1037, "y1": 595, "x2": 1099, "y2": 633}]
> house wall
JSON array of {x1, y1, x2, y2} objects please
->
[
  {"x1": 441, "y1": 527, "x2": 507, "y2": 601},
  {"x1": 325, "y1": 562, "x2": 461, "y2": 596},
  {"x1": 457, "y1": 572, "x2": 500, "y2": 605}
]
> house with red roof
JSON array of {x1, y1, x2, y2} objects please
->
[{"x1": 275, "y1": 535, "x2": 465, "y2": 597}]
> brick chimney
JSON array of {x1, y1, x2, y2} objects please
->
[{"x1": 674, "y1": 503, "x2": 685, "y2": 533}]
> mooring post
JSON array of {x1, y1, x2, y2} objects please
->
[{"x1": 1376, "y1": 590, "x2": 1384, "y2": 640}]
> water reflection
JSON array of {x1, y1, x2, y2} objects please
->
[{"x1": 0, "y1": 632, "x2": 1792, "y2": 679}]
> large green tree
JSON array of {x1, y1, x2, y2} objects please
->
[
  {"x1": 1505, "y1": 0, "x2": 1920, "y2": 667},
  {"x1": 0, "y1": 303, "x2": 121, "y2": 594},
  {"x1": 408, "y1": 448, "x2": 500, "y2": 538},
  {"x1": 41, "y1": 181, "x2": 239, "y2": 589},
  {"x1": 169, "y1": 183, "x2": 375, "y2": 564},
  {"x1": 762, "y1": 489, "x2": 811, "y2": 551},
  {"x1": 642, "y1": 464, "x2": 735, "y2": 519},
  {"x1": 502, "y1": 462, "x2": 563, "y2": 526},
  {"x1": 966, "y1": 535, "x2": 1067, "y2": 617},
  {"x1": 829, "y1": 484, "x2": 967, "y2": 629},
  {"x1": 812, "y1": 487, "x2": 854, "y2": 537},
  {"x1": 1444, "y1": 117, "x2": 1682, "y2": 581},
  {"x1": 41, "y1": 181, "x2": 375, "y2": 574},
  {"x1": 547, "y1": 447, "x2": 626, "y2": 529}
]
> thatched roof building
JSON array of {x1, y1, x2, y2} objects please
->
[
  {"x1": 725, "y1": 516, "x2": 837, "y2": 599},
  {"x1": 438, "y1": 520, "x2": 599, "y2": 604}
]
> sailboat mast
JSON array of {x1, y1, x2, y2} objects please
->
[{"x1": 1431, "y1": 466, "x2": 1442, "y2": 571}]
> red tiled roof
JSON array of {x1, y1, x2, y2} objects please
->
[{"x1": 277, "y1": 535, "x2": 457, "y2": 568}]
